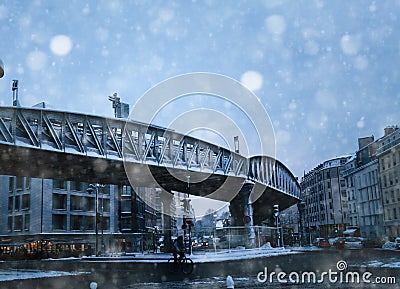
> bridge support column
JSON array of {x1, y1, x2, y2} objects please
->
[
  {"x1": 229, "y1": 180, "x2": 255, "y2": 248},
  {"x1": 159, "y1": 190, "x2": 175, "y2": 252}
]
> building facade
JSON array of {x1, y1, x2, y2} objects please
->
[
  {"x1": 376, "y1": 126, "x2": 400, "y2": 239},
  {"x1": 342, "y1": 136, "x2": 384, "y2": 240},
  {"x1": 301, "y1": 156, "x2": 350, "y2": 240},
  {"x1": 0, "y1": 175, "x2": 162, "y2": 257}
]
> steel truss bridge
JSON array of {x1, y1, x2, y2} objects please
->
[{"x1": 0, "y1": 106, "x2": 301, "y2": 223}]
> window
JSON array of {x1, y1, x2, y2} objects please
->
[
  {"x1": 101, "y1": 199, "x2": 110, "y2": 213},
  {"x1": 14, "y1": 215, "x2": 22, "y2": 231},
  {"x1": 8, "y1": 216, "x2": 12, "y2": 232},
  {"x1": 8, "y1": 196, "x2": 13, "y2": 212},
  {"x1": 15, "y1": 195, "x2": 20, "y2": 211},
  {"x1": 16, "y1": 176, "x2": 24, "y2": 190},
  {"x1": 70, "y1": 181, "x2": 81, "y2": 191},
  {"x1": 86, "y1": 216, "x2": 95, "y2": 230},
  {"x1": 53, "y1": 179, "x2": 66, "y2": 190},
  {"x1": 71, "y1": 195, "x2": 83, "y2": 211},
  {"x1": 101, "y1": 217, "x2": 110, "y2": 231},
  {"x1": 53, "y1": 194, "x2": 67, "y2": 210},
  {"x1": 25, "y1": 178, "x2": 31, "y2": 189},
  {"x1": 22, "y1": 194, "x2": 30, "y2": 210},
  {"x1": 9, "y1": 177, "x2": 14, "y2": 192},
  {"x1": 101, "y1": 185, "x2": 111, "y2": 195},
  {"x1": 24, "y1": 214, "x2": 30, "y2": 231},
  {"x1": 87, "y1": 197, "x2": 95, "y2": 212},
  {"x1": 121, "y1": 198, "x2": 131, "y2": 213},
  {"x1": 121, "y1": 185, "x2": 131, "y2": 196},
  {"x1": 121, "y1": 216, "x2": 132, "y2": 231},
  {"x1": 52, "y1": 214, "x2": 67, "y2": 230},
  {"x1": 71, "y1": 215, "x2": 83, "y2": 231}
]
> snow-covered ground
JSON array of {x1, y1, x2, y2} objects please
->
[
  {"x1": 1, "y1": 246, "x2": 399, "y2": 283},
  {"x1": 82, "y1": 246, "x2": 306, "y2": 263},
  {"x1": 0, "y1": 269, "x2": 88, "y2": 282},
  {"x1": 357, "y1": 260, "x2": 400, "y2": 268}
]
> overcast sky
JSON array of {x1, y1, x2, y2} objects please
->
[{"x1": 1, "y1": 0, "x2": 399, "y2": 179}]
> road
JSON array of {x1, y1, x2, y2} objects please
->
[{"x1": 0, "y1": 248, "x2": 399, "y2": 289}]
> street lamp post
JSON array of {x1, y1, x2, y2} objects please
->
[{"x1": 87, "y1": 183, "x2": 104, "y2": 256}]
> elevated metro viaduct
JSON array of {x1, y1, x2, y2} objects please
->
[{"x1": 0, "y1": 106, "x2": 301, "y2": 243}]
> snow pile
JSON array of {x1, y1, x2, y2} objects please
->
[
  {"x1": 360, "y1": 260, "x2": 400, "y2": 268},
  {"x1": 382, "y1": 242, "x2": 396, "y2": 249},
  {"x1": 261, "y1": 242, "x2": 272, "y2": 249},
  {"x1": 194, "y1": 247, "x2": 298, "y2": 263},
  {"x1": 382, "y1": 262, "x2": 400, "y2": 268}
]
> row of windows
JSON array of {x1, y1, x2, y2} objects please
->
[
  {"x1": 359, "y1": 215, "x2": 381, "y2": 226},
  {"x1": 381, "y1": 169, "x2": 400, "y2": 188},
  {"x1": 53, "y1": 180, "x2": 111, "y2": 195},
  {"x1": 8, "y1": 214, "x2": 30, "y2": 232},
  {"x1": 380, "y1": 151, "x2": 400, "y2": 171},
  {"x1": 385, "y1": 208, "x2": 399, "y2": 221},
  {"x1": 384, "y1": 189, "x2": 400, "y2": 204},
  {"x1": 52, "y1": 214, "x2": 110, "y2": 231},
  {"x1": 9, "y1": 176, "x2": 31, "y2": 192},
  {"x1": 53, "y1": 193, "x2": 110, "y2": 212},
  {"x1": 358, "y1": 185, "x2": 380, "y2": 202},
  {"x1": 386, "y1": 225, "x2": 400, "y2": 238},
  {"x1": 349, "y1": 216, "x2": 359, "y2": 227},
  {"x1": 8, "y1": 194, "x2": 30, "y2": 212}
]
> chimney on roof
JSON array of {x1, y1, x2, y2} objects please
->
[
  {"x1": 358, "y1": 136, "x2": 374, "y2": 149},
  {"x1": 384, "y1": 126, "x2": 399, "y2": 136}
]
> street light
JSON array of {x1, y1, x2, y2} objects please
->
[
  {"x1": 273, "y1": 205, "x2": 281, "y2": 247},
  {"x1": 87, "y1": 183, "x2": 105, "y2": 256}
]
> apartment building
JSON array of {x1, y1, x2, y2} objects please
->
[
  {"x1": 342, "y1": 136, "x2": 384, "y2": 239},
  {"x1": 376, "y1": 126, "x2": 400, "y2": 239},
  {"x1": 300, "y1": 156, "x2": 351, "y2": 239},
  {"x1": 0, "y1": 176, "x2": 160, "y2": 255}
]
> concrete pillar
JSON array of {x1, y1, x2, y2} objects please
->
[{"x1": 229, "y1": 180, "x2": 255, "y2": 248}]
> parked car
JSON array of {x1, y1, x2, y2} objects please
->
[
  {"x1": 312, "y1": 238, "x2": 325, "y2": 247},
  {"x1": 317, "y1": 238, "x2": 331, "y2": 248},
  {"x1": 201, "y1": 238, "x2": 210, "y2": 248},
  {"x1": 363, "y1": 238, "x2": 385, "y2": 248},
  {"x1": 343, "y1": 237, "x2": 363, "y2": 249},
  {"x1": 395, "y1": 237, "x2": 400, "y2": 249}
]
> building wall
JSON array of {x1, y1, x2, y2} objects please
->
[
  {"x1": 301, "y1": 156, "x2": 350, "y2": 238},
  {"x1": 377, "y1": 127, "x2": 400, "y2": 239},
  {"x1": 352, "y1": 162, "x2": 384, "y2": 238},
  {"x1": 0, "y1": 176, "x2": 161, "y2": 253}
]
